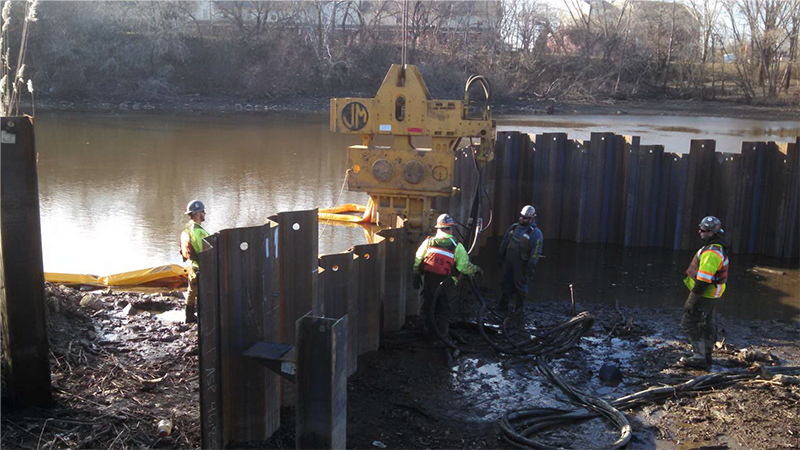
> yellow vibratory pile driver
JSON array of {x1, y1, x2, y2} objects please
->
[{"x1": 330, "y1": 64, "x2": 496, "y2": 239}]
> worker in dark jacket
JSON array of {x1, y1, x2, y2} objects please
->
[
  {"x1": 498, "y1": 205, "x2": 543, "y2": 313},
  {"x1": 680, "y1": 216, "x2": 730, "y2": 370},
  {"x1": 413, "y1": 213, "x2": 480, "y2": 342}
]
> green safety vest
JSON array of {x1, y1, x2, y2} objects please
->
[{"x1": 181, "y1": 220, "x2": 209, "y2": 271}]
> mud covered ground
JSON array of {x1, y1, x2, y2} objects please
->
[{"x1": 2, "y1": 283, "x2": 798, "y2": 449}]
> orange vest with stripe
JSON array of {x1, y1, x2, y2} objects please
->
[
  {"x1": 421, "y1": 237, "x2": 457, "y2": 276},
  {"x1": 685, "y1": 243, "x2": 729, "y2": 298}
]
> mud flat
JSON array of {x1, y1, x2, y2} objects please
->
[{"x1": 1, "y1": 284, "x2": 798, "y2": 449}]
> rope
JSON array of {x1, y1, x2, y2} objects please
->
[
  {"x1": 319, "y1": 169, "x2": 351, "y2": 240},
  {"x1": 401, "y1": 0, "x2": 408, "y2": 66}
]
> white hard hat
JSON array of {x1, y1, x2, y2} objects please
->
[
  {"x1": 185, "y1": 200, "x2": 205, "y2": 215},
  {"x1": 435, "y1": 213, "x2": 455, "y2": 228},
  {"x1": 520, "y1": 205, "x2": 536, "y2": 218},
  {"x1": 699, "y1": 216, "x2": 722, "y2": 233}
]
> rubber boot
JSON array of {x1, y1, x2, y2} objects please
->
[
  {"x1": 185, "y1": 303, "x2": 197, "y2": 324},
  {"x1": 679, "y1": 340, "x2": 709, "y2": 369},
  {"x1": 513, "y1": 292, "x2": 525, "y2": 313},
  {"x1": 498, "y1": 293, "x2": 510, "y2": 312},
  {"x1": 704, "y1": 339, "x2": 714, "y2": 368}
]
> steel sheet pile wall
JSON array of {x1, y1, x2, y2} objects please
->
[
  {"x1": 318, "y1": 251, "x2": 359, "y2": 376},
  {"x1": 199, "y1": 208, "x2": 412, "y2": 447},
  {"x1": 276, "y1": 210, "x2": 320, "y2": 406},
  {"x1": 352, "y1": 241, "x2": 386, "y2": 354},
  {"x1": 198, "y1": 223, "x2": 281, "y2": 448},
  {"x1": 378, "y1": 227, "x2": 408, "y2": 332},
  {"x1": 446, "y1": 132, "x2": 798, "y2": 258}
]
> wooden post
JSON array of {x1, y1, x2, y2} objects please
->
[
  {"x1": 296, "y1": 315, "x2": 347, "y2": 450},
  {"x1": 0, "y1": 116, "x2": 52, "y2": 408}
]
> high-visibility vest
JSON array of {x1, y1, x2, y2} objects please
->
[
  {"x1": 180, "y1": 221, "x2": 208, "y2": 270},
  {"x1": 421, "y1": 237, "x2": 458, "y2": 276},
  {"x1": 684, "y1": 243, "x2": 729, "y2": 298}
]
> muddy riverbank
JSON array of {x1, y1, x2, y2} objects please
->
[
  {"x1": 34, "y1": 94, "x2": 800, "y2": 122},
  {"x1": 2, "y1": 283, "x2": 798, "y2": 449}
]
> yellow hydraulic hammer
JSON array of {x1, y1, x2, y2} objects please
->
[{"x1": 330, "y1": 64, "x2": 496, "y2": 238}]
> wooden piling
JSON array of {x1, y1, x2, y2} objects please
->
[{"x1": 0, "y1": 116, "x2": 53, "y2": 408}]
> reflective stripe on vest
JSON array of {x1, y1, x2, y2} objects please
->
[{"x1": 686, "y1": 244, "x2": 728, "y2": 285}]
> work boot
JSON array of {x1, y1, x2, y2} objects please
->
[{"x1": 679, "y1": 340, "x2": 709, "y2": 370}]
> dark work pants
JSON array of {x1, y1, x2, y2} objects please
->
[
  {"x1": 501, "y1": 253, "x2": 530, "y2": 309},
  {"x1": 681, "y1": 294, "x2": 717, "y2": 344},
  {"x1": 420, "y1": 273, "x2": 451, "y2": 340}
]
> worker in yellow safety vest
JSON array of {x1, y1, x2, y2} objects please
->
[
  {"x1": 180, "y1": 200, "x2": 210, "y2": 324},
  {"x1": 680, "y1": 215, "x2": 729, "y2": 370},
  {"x1": 413, "y1": 214, "x2": 481, "y2": 343}
]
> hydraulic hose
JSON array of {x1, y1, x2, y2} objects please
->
[{"x1": 459, "y1": 276, "x2": 631, "y2": 448}]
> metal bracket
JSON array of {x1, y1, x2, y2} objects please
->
[{"x1": 243, "y1": 342, "x2": 297, "y2": 383}]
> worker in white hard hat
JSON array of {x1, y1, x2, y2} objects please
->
[
  {"x1": 497, "y1": 205, "x2": 543, "y2": 314},
  {"x1": 413, "y1": 213, "x2": 481, "y2": 343},
  {"x1": 180, "y1": 199, "x2": 210, "y2": 324},
  {"x1": 679, "y1": 215, "x2": 729, "y2": 370}
]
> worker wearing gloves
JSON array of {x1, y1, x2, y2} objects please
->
[
  {"x1": 680, "y1": 216, "x2": 729, "y2": 370},
  {"x1": 180, "y1": 200, "x2": 210, "y2": 324},
  {"x1": 413, "y1": 213, "x2": 481, "y2": 343},
  {"x1": 497, "y1": 205, "x2": 543, "y2": 313}
]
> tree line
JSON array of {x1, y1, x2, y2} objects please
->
[{"x1": 2, "y1": 0, "x2": 798, "y2": 111}]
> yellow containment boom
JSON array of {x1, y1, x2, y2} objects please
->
[
  {"x1": 317, "y1": 198, "x2": 377, "y2": 224},
  {"x1": 45, "y1": 264, "x2": 188, "y2": 289}
]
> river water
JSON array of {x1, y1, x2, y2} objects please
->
[{"x1": 33, "y1": 110, "x2": 799, "y2": 320}]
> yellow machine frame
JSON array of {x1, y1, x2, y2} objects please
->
[{"x1": 330, "y1": 64, "x2": 495, "y2": 236}]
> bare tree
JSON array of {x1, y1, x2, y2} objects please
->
[
  {"x1": 688, "y1": 0, "x2": 723, "y2": 63},
  {"x1": 724, "y1": 0, "x2": 798, "y2": 98}
]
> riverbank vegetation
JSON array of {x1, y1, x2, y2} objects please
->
[{"x1": 3, "y1": 0, "x2": 800, "y2": 109}]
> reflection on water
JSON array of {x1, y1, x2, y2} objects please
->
[
  {"x1": 476, "y1": 239, "x2": 799, "y2": 321},
  {"x1": 36, "y1": 111, "x2": 367, "y2": 274},
  {"x1": 498, "y1": 114, "x2": 800, "y2": 154},
  {"x1": 35, "y1": 111, "x2": 798, "y2": 320}
]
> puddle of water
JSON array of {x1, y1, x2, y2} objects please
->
[{"x1": 452, "y1": 357, "x2": 558, "y2": 420}]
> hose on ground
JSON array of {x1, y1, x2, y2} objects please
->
[{"x1": 462, "y1": 276, "x2": 631, "y2": 448}]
